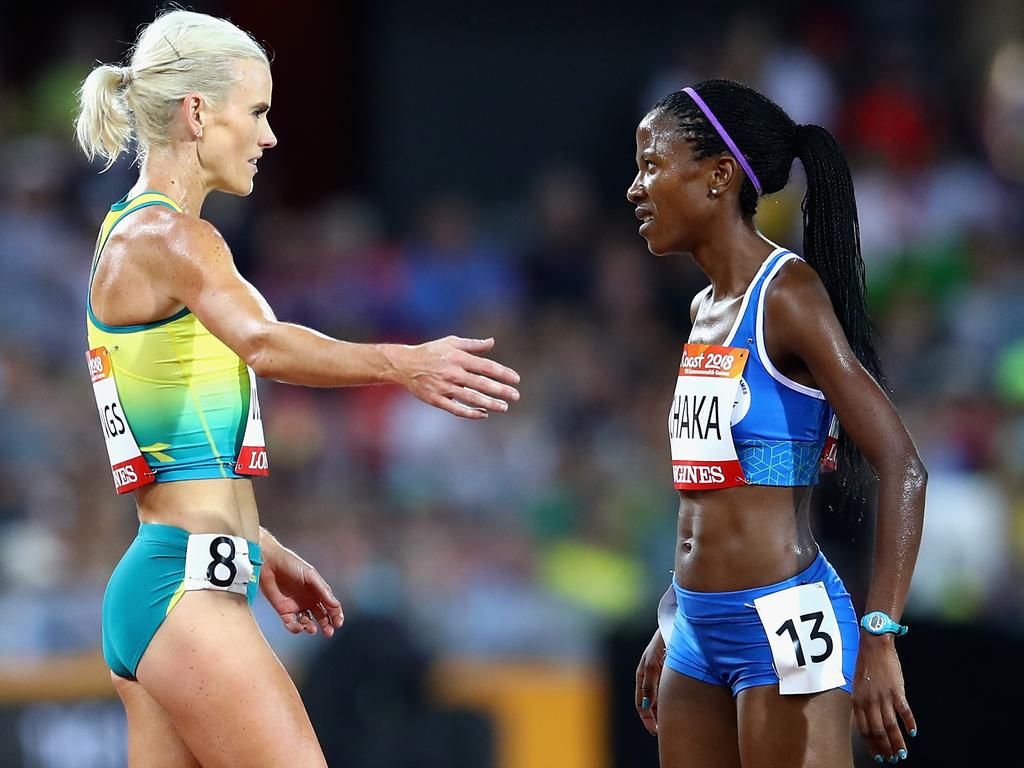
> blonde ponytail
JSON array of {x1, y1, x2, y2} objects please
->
[
  {"x1": 73, "y1": 10, "x2": 269, "y2": 170},
  {"x1": 74, "y1": 64, "x2": 133, "y2": 171}
]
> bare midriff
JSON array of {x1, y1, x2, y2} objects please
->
[
  {"x1": 674, "y1": 483, "x2": 818, "y2": 592},
  {"x1": 134, "y1": 478, "x2": 260, "y2": 543}
]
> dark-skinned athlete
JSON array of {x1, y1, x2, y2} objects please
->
[{"x1": 627, "y1": 80, "x2": 926, "y2": 768}]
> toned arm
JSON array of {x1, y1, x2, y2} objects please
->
[
  {"x1": 764, "y1": 259, "x2": 926, "y2": 620},
  {"x1": 765, "y1": 258, "x2": 924, "y2": 758},
  {"x1": 152, "y1": 214, "x2": 520, "y2": 418}
]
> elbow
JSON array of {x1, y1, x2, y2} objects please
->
[
  {"x1": 242, "y1": 323, "x2": 276, "y2": 379},
  {"x1": 907, "y1": 457, "x2": 928, "y2": 487}
]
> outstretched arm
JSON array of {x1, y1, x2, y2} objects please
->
[
  {"x1": 766, "y1": 259, "x2": 925, "y2": 762},
  {"x1": 154, "y1": 213, "x2": 520, "y2": 419}
]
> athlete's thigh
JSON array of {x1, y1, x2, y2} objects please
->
[
  {"x1": 658, "y1": 666, "x2": 742, "y2": 768},
  {"x1": 737, "y1": 685, "x2": 853, "y2": 768},
  {"x1": 136, "y1": 590, "x2": 327, "y2": 768},
  {"x1": 111, "y1": 672, "x2": 201, "y2": 768}
]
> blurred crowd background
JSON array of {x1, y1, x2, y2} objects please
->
[{"x1": 1, "y1": 0, "x2": 1022, "y2": 765}]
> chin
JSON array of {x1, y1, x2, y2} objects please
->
[
  {"x1": 217, "y1": 179, "x2": 255, "y2": 197},
  {"x1": 641, "y1": 236, "x2": 670, "y2": 257}
]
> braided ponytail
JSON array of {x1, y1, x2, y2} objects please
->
[{"x1": 796, "y1": 123, "x2": 887, "y2": 513}]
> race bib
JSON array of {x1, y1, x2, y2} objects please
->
[
  {"x1": 234, "y1": 366, "x2": 269, "y2": 476},
  {"x1": 819, "y1": 413, "x2": 839, "y2": 473},
  {"x1": 87, "y1": 346, "x2": 155, "y2": 494},
  {"x1": 753, "y1": 581, "x2": 846, "y2": 695},
  {"x1": 183, "y1": 533, "x2": 254, "y2": 596},
  {"x1": 668, "y1": 344, "x2": 749, "y2": 490}
]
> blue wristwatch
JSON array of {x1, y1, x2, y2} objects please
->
[{"x1": 860, "y1": 611, "x2": 908, "y2": 637}]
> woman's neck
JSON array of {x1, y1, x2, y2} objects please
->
[
  {"x1": 130, "y1": 146, "x2": 210, "y2": 217},
  {"x1": 690, "y1": 224, "x2": 778, "y2": 299}
]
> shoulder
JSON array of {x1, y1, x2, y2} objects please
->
[
  {"x1": 763, "y1": 255, "x2": 849, "y2": 358},
  {"x1": 765, "y1": 256, "x2": 834, "y2": 321},
  {"x1": 117, "y1": 206, "x2": 233, "y2": 273}
]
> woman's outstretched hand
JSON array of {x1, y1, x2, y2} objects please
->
[{"x1": 388, "y1": 336, "x2": 520, "y2": 419}]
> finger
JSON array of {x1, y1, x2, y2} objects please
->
[
  {"x1": 456, "y1": 371, "x2": 520, "y2": 403},
  {"x1": 432, "y1": 395, "x2": 488, "y2": 420},
  {"x1": 451, "y1": 386, "x2": 509, "y2": 414},
  {"x1": 634, "y1": 673, "x2": 658, "y2": 735},
  {"x1": 306, "y1": 571, "x2": 342, "y2": 609},
  {"x1": 327, "y1": 601, "x2": 345, "y2": 629},
  {"x1": 896, "y1": 696, "x2": 917, "y2": 741},
  {"x1": 866, "y1": 704, "x2": 895, "y2": 763},
  {"x1": 460, "y1": 353, "x2": 521, "y2": 387},
  {"x1": 856, "y1": 707, "x2": 885, "y2": 765},
  {"x1": 880, "y1": 699, "x2": 908, "y2": 762},
  {"x1": 281, "y1": 612, "x2": 303, "y2": 635},
  {"x1": 311, "y1": 603, "x2": 334, "y2": 637},
  {"x1": 297, "y1": 609, "x2": 318, "y2": 635},
  {"x1": 447, "y1": 336, "x2": 495, "y2": 354}
]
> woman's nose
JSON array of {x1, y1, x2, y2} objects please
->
[{"x1": 626, "y1": 174, "x2": 645, "y2": 203}]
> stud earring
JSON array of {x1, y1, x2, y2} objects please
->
[{"x1": 710, "y1": 188, "x2": 718, "y2": 196}]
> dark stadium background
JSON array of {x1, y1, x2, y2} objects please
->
[{"x1": 1, "y1": 1, "x2": 1021, "y2": 765}]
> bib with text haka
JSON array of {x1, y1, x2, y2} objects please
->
[{"x1": 668, "y1": 344, "x2": 749, "y2": 490}]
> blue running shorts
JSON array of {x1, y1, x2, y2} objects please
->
[
  {"x1": 102, "y1": 523, "x2": 262, "y2": 680},
  {"x1": 665, "y1": 550, "x2": 859, "y2": 697}
]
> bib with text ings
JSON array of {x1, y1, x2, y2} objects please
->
[
  {"x1": 753, "y1": 581, "x2": 846, "y2": 695},
  {"x1": 668, "y1": 343, "x2": 749, "y2": 490},
  {"x1": 87, "y1": 346, "x2": 156, "y2": 494}
]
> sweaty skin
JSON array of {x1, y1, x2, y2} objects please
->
[{"x1": 627, "y1": 109, "x2": 925, "y2": 766}]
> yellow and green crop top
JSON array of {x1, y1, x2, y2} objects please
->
[{"x1": 87, "y1": 192, "x2": 255, "y2": 482}]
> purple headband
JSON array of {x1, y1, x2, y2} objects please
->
[{"x1": 682, "y1": 86, "x2": 762, "y2": 196}]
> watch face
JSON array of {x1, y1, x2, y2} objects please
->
[{"x1": 868, "y1": 614, "x2": 886, "y2": 632}]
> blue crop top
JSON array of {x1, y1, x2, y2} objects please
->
[{"x1": 690, "y1": 247, "x2": 834, "y2": 486}]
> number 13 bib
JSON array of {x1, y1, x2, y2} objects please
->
[{"x1": 668, "y1": 343, "x2": 749, "y2": 490}]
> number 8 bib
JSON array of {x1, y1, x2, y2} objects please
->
[
  {"x1": 183, "y1": 534, "x2": 253, "y2": 596},
  {"x1": 753, "y1": 581, "x2": 846, "y2": 695}
]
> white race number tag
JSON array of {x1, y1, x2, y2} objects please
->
[
  {"x1": 668, "y1": 344, "x2": 749, "y2": 490},
  {"x1": 183, "y1": 534, "x2": 253, "y2": 596},
  {"x1": 753, "y1": 581, "x2": 845, "y2": 695},
  {"x1": 87, "y1": 346, "x2": 155, "y2": 494},
  {"x1": 234, "y1": 366, "x2": 269, "y2": 476}
]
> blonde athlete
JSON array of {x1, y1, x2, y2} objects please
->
[{"x1": 75, "y1": 10, "x2": 520, "y2": 767}]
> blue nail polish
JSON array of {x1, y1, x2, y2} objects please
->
[
  {"x1": 873, "y1": 757, "x2": 883, "y2": 764},
  {"x1": 641, "y1": 696, "x2": 651, "y2": 709},
  {"x1": 898, "y1": 749, "x2": 907, "y2": 760},
  {"x1": 889, "y1": 757, "x2": 898, "y2": 764},
  {"x1": 909, "y1": 729, "x2": 917, "y2": 737}
]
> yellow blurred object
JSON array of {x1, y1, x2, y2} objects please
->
[
  {"x1": 540, "y1": 539, "x2": 643, "y2": 618},
  {"x1": 0, "y1": 651, "x2": 113, "y2": 703},
  {"x1": 432, "y1": 658, "x2": 608, "y2": 768}
]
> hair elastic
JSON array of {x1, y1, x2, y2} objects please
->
[{"x1": 682, "y1": 86, "x2": 762, "y2": 196}]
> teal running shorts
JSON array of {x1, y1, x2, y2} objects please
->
[{"x1": 102, "y1": 523, "x2": 262, "y2": 679}]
